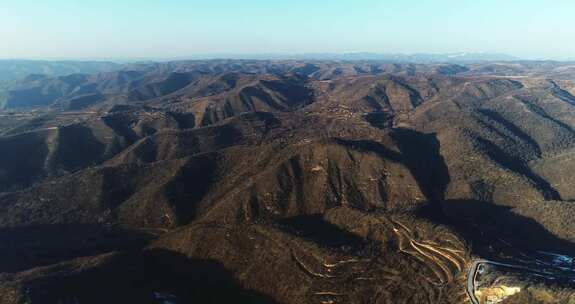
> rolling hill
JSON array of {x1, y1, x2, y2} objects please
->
[{"x1": 1, "y1": 60, "x2": 575, "y2": 304}]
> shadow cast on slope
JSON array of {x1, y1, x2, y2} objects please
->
[
  {"x1": 474, "y1": 136, "x2": 562, "y2": 200},
  {"x1": 335, "y1": 128, "x2": 450, "y2": 205},
  {"x1": 24, "y1": 249, "x2": 278, "y2": 304},
  {"x1": 277, "y1": 215, "x2": 366, "y2": 250},
  {"x1": 390, "y1": 128, "x2": 450, "y2": 202},
  {"x1": 363, "y1": 112, "x2": 394, "y2": 129},
  {"x1": 418, "y1": 199, "x2": 575, "y2": 259},
  {"x1": 0, "y1": 131, "x2": 50, "y2": 192},
  {"x1": 0, "y1": 224, "x2": 152, "y2": 273}
]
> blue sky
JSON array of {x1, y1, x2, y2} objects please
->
[{"x1": 0, "y1": 0, "x2": 573, "y2": 60}]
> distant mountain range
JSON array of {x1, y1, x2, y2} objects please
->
[
  {"x1": 0, "y1": 60, "x2": 120, "y2": 82},
  {"x1": 0, "y1": 53, "x2": 520, "y2": 82},
  {"x1": 241, "y1": 52, "x2": 521, "y2": 62},
  {"x1": 3, "y1": 59, "x2": 575, "y2": 111}
]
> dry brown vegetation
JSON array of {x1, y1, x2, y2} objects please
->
[{"x1": 1, "y1": 60, "x2": 575, "y2": 303}]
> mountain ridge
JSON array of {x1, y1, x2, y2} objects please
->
[{"x1": 1, "y1": 60, "x2": 575, "y2": 304}]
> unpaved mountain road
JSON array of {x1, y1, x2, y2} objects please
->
[
  {"x1": 465, "y1": 255, "x2": 575, "y2": 304},
  {"x1": 466, "y1": 259, "x2": 523, "y2": 304}
]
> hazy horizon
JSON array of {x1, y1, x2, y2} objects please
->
[
  {"x1": 0, "y1": 52, "x2": 528, "y2": 63},
  {"x1": 1, "y1": 0, "x2": 574, "y2": 61}
]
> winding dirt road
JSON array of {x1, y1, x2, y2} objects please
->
[{"x1": 465, "y1": 258, "x2": 567, "y2": 304}]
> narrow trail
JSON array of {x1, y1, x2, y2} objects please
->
[
  {"x1": 290, "y1": 217, "x2": 468, "y2": 303},
  {"x1": 391, "y1": 220, "x2": 465, "y2": 285}
]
